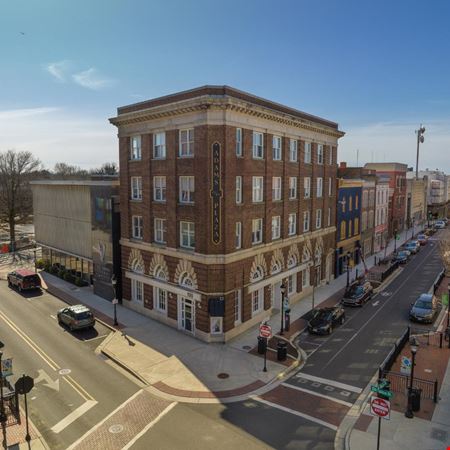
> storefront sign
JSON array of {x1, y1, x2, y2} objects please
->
[{"x1": 210, "y1": 142, "x2": 222, "y2": 244}]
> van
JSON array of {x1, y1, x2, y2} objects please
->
[{"x1": 7, "y1": 269, "x2": 42, "y2": 292}]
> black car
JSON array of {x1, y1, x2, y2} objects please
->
[
  {"x1": 409, "y1": 294, "x2": 438, "y2": 323},
  {"x1": 342, "y1": 281, "x2": 373, "y2": 307},
  {"x1": 308, "y1": 305, "x2": 346, "y2": 335}
]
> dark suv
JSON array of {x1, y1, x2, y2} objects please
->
[
  {"x1": 57, "y1": 305, "x2": 95, "y2": 331},
  {"x1": 342, "y1": 281, "x2": 373, "y2": 306},
  {"x1": 308, "y1": 305, "x2": 346, "y2": 335},
  {"x1": 7, "y1": 269, "x2": 42, "y2": 292}
]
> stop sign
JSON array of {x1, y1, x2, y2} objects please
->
[
  {"x1": 370, "y1": 397, "x2": 390, "y2": 419},
  {"x1": 259, "y1": 324, "x2": 272, "y2": 339},
  {"x1": 15, "y1": 375, "x2": 34, "y2": 395}
]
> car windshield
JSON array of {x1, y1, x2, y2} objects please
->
[
  {"x1": 418, "y1": 235, "x2": 425, "y2": 239},
  {"x1": 74, "y1": 311, "x2": 93, "y2": 320},
  {"x1": 24, "y1": 275, "x2": 40, "y2": 283},
  {"x1": 414, "y1": 300, "x2": 431, "y2": 309},
  {"x1": 349, "y1": 286, "x2": 364, "y2": 296},
  {"x1": 313, "y1": 310, "x2": 332, "y2": 320}
]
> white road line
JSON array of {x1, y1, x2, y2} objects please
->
[
  {"x1": 253, "y1": 397, "x2": 338, "y2": 431},
  {"x1": 295, "y1": 373, "x2": 362, "y2": 394},
  {"x1": 50, "y1": 315, "x2": 56, "y2": 320},
  {"x1": 51, "y1": 400, "x2": 98, "y2": 433},
  {"x1": 122, "y1": 402, "x2": 176, "y2": 450},
  {"x1": 280, "y1": 383, "x2": 353, "y2": 408},
  {"x1": 66, "y1": 390, "x2": 143, "y2": 450}
]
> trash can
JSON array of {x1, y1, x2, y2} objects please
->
[
  {"x1": 277, "y1": 340, "x2": 287, "y2": 361},
  {"x1": 411, "y1": 388, "x2": 422, "y2": 412},
  {"x1": 257, "y1": 336, "x2": 266, "y2": 354}
]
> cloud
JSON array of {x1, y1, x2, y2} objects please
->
[
  {"x1": 0, "y1": 107, "x2": 60, "y2": 120},
  {"x1": 72, "y1": 68, "x2": 116, "y2": 90},
  {"x1": 45, "y1": 60, "x2": 71, "y2": 82}
]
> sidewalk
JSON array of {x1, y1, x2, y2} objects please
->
[{"x1": 38, "y1": 229, "x2": 413, "y2": 404}]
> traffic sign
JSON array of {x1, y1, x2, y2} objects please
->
[
  {"x1": 400, "y1": 356, "x2": 412, "y2": 375},
  {"x1": 112, "y1": 298, "x2": 118, "y2": 305},
  {"x1": 370, "y1": 386, "x2": 393, "y2": 398},
  {"x1": 259, "y1": 323, "x2": 272, "y2": 339},
  {"x1": 370, "y1": 396, "x2": 391, "y2": 420},
  {"x1": 283, "y1": 298, "x2": 289, "y2": 309},
  {"x1": 15, "y1": 375, "x2": 34, "y2": 395},
  {"x1": 1, "y1": 358, "x2": 13, "y2": 377}
]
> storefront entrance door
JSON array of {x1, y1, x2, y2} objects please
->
[{"x1": 179, "y1": 297, "x2": 194, "y2": 333}]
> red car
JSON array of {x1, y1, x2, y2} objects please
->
[
  {"x1": 7, "y1": 269, "x2": 42, "y2": 292},
  {"x1": 417, "y1": 234, "x2": 428, "y2": 245}
]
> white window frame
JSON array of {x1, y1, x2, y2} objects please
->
[
  {"x1": 328, "y1": 177, "x2": 332, "y2": 196},
  {"x1": 303, "y1": 211, "x2": 310, "y2": 232},
  {"x1": 131, "y1": 176, "x2": 142, "y2": 200},
  {"x1": 132, "y1": 215, "x2": 143, "y2": 239},
  {"x1": 272, "y1": 177, "x2": 282, "y2": 201},
  {"x1": 236, "y1": 128, "x2": 242, "y2": 157},
  {"x1": 252, "y1": 132, "x2": 264, "y2": 159},
  {"x1": 317, "y1": 177, "x2": 323, "y2": 198},
  {"x1": 252, "y1": 288, "x2": 263, "y2": 315},
  {"x1": 272, "y1": 135, "x2": 282, "y2": 161},
  {"x1": 327, "y1": 207, "x2": 331, "y2": 227},
  {"x1": 289, "y1": 139, "x2": 298, "y2": 162},
  {"x1": 179, "y1": 176, "x2": 195, "y2": 204},
  {"x1": 179, "y1": 128, "x2": 194, "y2": 157},
  {"x1": 153, "y1": 132, "x2": 166, "y2": 159},
  {"x1": 289, "y1": 177, "x2": 297, "y2": 199},
  {"x1": 288, "y1": 213, "x2": 297, "y2": 236},
  {"x1": 236, "y1": 176, "x2": 242, "y2": 204},
  {"x1": 304, "y1": 177, "x2": 311, "y2": 198},
  {"x1": 235, "y1": 222, "x2": 242, "y2": 249},
  {"x1": 288, "y1": 274, "x2": 296, "y2": 296},
  {"x1": 234, "y1": 290, "x2": 242, "y2": 325},
  {"x1": 272, "y1": 216, "x2": 281, "y2": 240},
  {"x1": 304, "y1": 142, "x2": 311, "y2": 163},
  {"x1": 155, "y1": 286, "x2": 167, "y2": 312},
  {"x1": 317, "y1": 144, "x2": 324, "y2": 164},
  {"x1": 329, "y1": 146, "x2": 333, "y2": 165},
  {"x1": 153, "y1": 176, "x2": 166, "y2": 202},
  {"x1": 130, "y1": 135, "x2": 141, "y2": 160},
  {"x1": 180, "y1": 221, "x2": 195, "y2": 249},
  {"x1": 316, "y1": 209, "x2": 322, "y2": 229},
  {"x1": 154, "y1": 218, "x2": 166, "y2": 244},
  {"x1": 252, "y1": 176, "x2": 264, "y2": 203},
  {"x1": 252, "y1": 218, "x2": 263, "y2": 245},
  {"x1": 131, "y1": 279, "x2": 143, "y2": 302}
]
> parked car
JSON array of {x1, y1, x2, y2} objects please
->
[
  {"x1": 424, "y1": 228, "x2": 435, "y2": 236},
  {"x1": 57, "y1": 305, "x2": 95, "y2": 331},
  {"x1": 443, "y1": 218, "x2": 449, "y2": 225},
  {"x1": 7, "y1": 269, "x2": 41, "y2": 292},
  {"x1": 435, "y1": 220, "x2": 445, "y2": 229},
  {"x1": 404, "y1": 242, "x2": 419, "y2": 254},
  {"x1": 417, "y1": 234, "x2": 428, "y2": 245},
  {"x1": 393, "y1": 251, "x2": 409, "y2": 264},
  {"x1": 342, "y1": 281, "x2": 373, "y2": 307},
  {"x1": 409, "y1": 294, "x2": 439, "y2": 323},
  {"x1": 401, "y1": 248, "x2": 411, "y2": 256},
  {"x1": 410, "y1": 240, "x2": 421, "y2": 251},
  {"x1": 308, "y1": 305, "x2": 346, "y2": 335}
]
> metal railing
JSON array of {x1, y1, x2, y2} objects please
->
[
  {"x1": 385, "y1": 371, "x2": 438, "y2": 402},
  {"x1": 379, "y1": 326, "x2": 410, "y2": 378}
]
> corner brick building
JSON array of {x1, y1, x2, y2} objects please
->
[{"x1": 109, "y1": 86, "x2": 344, "y2": 342}]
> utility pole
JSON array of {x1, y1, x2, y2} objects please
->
[{"x1": 415, "y1": 125, "x2": 426, "y2": 179}]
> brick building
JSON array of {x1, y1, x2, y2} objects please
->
[
  {"x1": 374, "y1": 180, "x2": 389, "y2": 253},
  {"x1": 109, "y1": 86, "x2": 343, "y2": 342}
]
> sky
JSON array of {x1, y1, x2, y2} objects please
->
[{"x1": 1, "y1": 0, "x2": 450, "y2": 172}]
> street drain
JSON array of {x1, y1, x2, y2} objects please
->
[
  {"x1": 59, "y1": 369, "x2": 71, "y2": 375},
  {"x1": 217, "y1": 373, "x2": 229, "y2": 379},
  {"x1": 108, "y1": 424, "x2": 124, "y2": 434},
  {"x1": 242, "y1": 345, "x2": 252, "y2": 350}
]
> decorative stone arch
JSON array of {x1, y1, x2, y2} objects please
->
[
  {"x1": 314, "y1": 237, "x2": 324, "y2": 265},
  {"x1": 270, "y1": 248, "x2": 284, "y2": 275},
  {"x1": 128, "y1": 249, "x2": 144, "y2": 273},
  {"x1": 174, "y1": 259, "x2": 198, "y2": 289},
  {"x1": 287, "y1": 244, "x2": 300, "y2": 268},
  {"x1": 149, "y1": 253, "x2": 169, "y2": 280},
  {"x1": 249, "y1": 253, "x2": 268, "y2": 283},
  {"x1": 301, "y1": 240, "x2": 312, "y2": 263}
]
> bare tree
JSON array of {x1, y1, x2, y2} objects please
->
[
  {"x1": 53, "y1": 162, "x2": 88, "y2": 177},
  {"x1": 90, "y1": 162, "x2": 118, "y2": 175},
  {"x1": 0, "y1": 150, "x2": 41, "y2": 250}
]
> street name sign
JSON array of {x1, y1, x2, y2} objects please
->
[
  {"x1": 370, "y1": 386, "x2": 393, "y2": 398},
  {"x1": 370, "y1": 396, "x2": 391, "y2": 420},
  {"x1": 259, "y1": 323, "x2": 272, "y2": 339}
]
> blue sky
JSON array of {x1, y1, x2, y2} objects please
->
[{"x1": 2, "y1": 0, "x2": 450, "y2": 171}]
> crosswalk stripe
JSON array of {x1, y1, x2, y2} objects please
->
[
  {"x1": 281, "y1": 383, "x2": 353, "y2": 408},
  {"x1": 295, "y1": 372, "x2": 362, "y2": 393}
]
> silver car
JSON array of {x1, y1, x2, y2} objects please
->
[{"x1": 57, "y1": 305, "x2": 95, "y2": 331}]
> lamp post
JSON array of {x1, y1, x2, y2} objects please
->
[
  {"x1": 280, "y1": 282, "x2": 286, "y2": 335},
  {"x1": 111, "y1": 274, "x2": 118, "y2": 327},
  {"x1": 405, "y1": 337, "x2": 419, "y2": 418},
  {"x1": 33, "y1": 248, "x2": 37, "y2": 273},
  {"x1": 346, "y1": 251, "x2": 351, "y2": 288},
  {"x1": 415, "y1": 125, "x2": 425, "y2": 180}
]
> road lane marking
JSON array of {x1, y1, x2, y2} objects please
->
[
  {"x1": 122, "y1": 402, "x2": 176, "y2": 450},
  {"x1": 66, "y1": 390, "x2": 143, "y2": 450},
  {"x1": 294, "y1": 373, "x2": 362, "y2": 393},
  {"x1": 51, "y1": 400, "x2": 98, "y2": 433},
  {"x1": 50, "y1": 315, "x2": 56, "y2": 320},
  {"x1": 372, "y1": 301, "x2": 380, "y2": 306},
  {"x1": 35, "y1": 369, "x2": 59, "y2": 392},
  {"x1": 64, "y1": 375, "x2": 95, "y2": 402},
  {"x1": 280, "y1": 383, "x2": 353, "y2": 408},
  {"x1": 253, "y1": 397, "x2": 338, "y2": 431}
]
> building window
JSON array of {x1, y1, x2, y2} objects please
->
[
  {"x1": 354, "y1": 218, "x2": 359, "y2": 235},
  {"x1": 130, "y1": 136, "x2": 141, "y2": 160},
  {"x1": 252, "y1": 132, "x2": 264, "y2": 159},
  {"x1": 132, "y1": 215, "x2": 143, "y2": 239},
  {"x1": 316, "y1": 209, "x2": 322, "y2": 229},
  {"x1": 236, "y1": 128, "x2": 242, "y2": 157},
  {"x1": 288, "y1": 213, "x2": 297, "y2": 235},
  {"x1": 179, "y1": 176, "x2": 195, "y2": 204},
  {"x1": 272, "y1": 136, "x2": 282, "y2": 161},
  {"x1": 131, "y1": 279, "x2": 143, "y2": 302},
  {"x1": 252, "y1": 176, "x2": 264, "y2": 203},
  {"x1": 179, "y1": 129, "x2": 194, "y2": 157},
  {"x1": 153, "y1": 176, "x2": 166, "y2": 202},
  {"x1": 349, "y1": 196, "x2": 353, "y2": 211},
  {"x1": 328, "y1": 177, "x2": 332, "y2": 196},
  {"x1": 236, "y1": 176, "x2": 242, "y2": 204},
  {"x1": 289, "y1": 177, "x2": 297, "y2": 199},
  {"x1": 340, "y1": 221, "x2": 346, "y2": 240},
  {"x1": 131, "y1": 177, "x2": 142, "y2": 200},
  {"x1": 155, "y1": 287, "x2": 167, "y2": 312},
  {"x1": 329, "y1": 146, "x2": 333, "y2": 165},
  {"x1": 317, "y1": 178, "x2": 323, "y2": 197},
  {"x1": 289, "y1": 139, "x2": 298, "y2": 162},
  {"x1": 317, "y1": 144, "x2": 324, "y2": 164},
  {"x1": 327, "y1": 207, "x2": 331, "y2": 227},
  {"x1": 355, "y1": 194, "x2": 359, "y2": 209},
  {"x1": 252, "y1": 289, "x2": 263, "y2": 315},
  {"x1": 288, "y1": 274, "x2": 296, "y2": 295},
  {"x1": 234, "y1": 290, "x2": 242, "y2": 325},
  {"x1": 341, "y1": 197, "x2": 346, "y2": 212},
  {"x1": 154, "y1": 218, "x2": 166, "y2": 244},
  {"x1": 235, "y1": 222, "x2": 242, "y2": 249},
  {"x1": 252, "y1": 218, "x2": 263, "y2": 244},
  {"x1": 303, "y1": 211, "x2": 310, "y2": 232},
  {"x1": 361, "y1": 211, "x2": 367, "y2": 231},
  {"x1": 153, "y1": 132, "x2": 166, "y2": 159},
  {"x1": 272, "y1": 177, "x2": 282, "y2": 201},
  {"x1": 304, "y1": 142, "x2": 311, "y2": 163},
  {"x1": 272, "y1": 216, "x2": 281, "y2": 240},
  {"x1": 180, "y1": 221, "x2": 195, "y2": 249},
  {"x1": 304, "y1": 177, "x2": 311, "y2": 198},
  {"x1": 302, "y1": 268, "x2": 310, "y2": 288}
]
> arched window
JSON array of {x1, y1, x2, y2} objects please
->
[
  {"x1": 287, "y1": 254, "x2": 297, "y2": 268},
  {"x1": 154, "y1": 266, "x2": 167, "y2": 281},
  {"x1": 302, "y1": 246, "x2": 311, "y2": 263},
  {"x1": 251, "y1": 266, "x2": 264, "y2": 282},
  {"x1": 340, "y1": 221, "x2": 346, "y2": 240},
  {"x1": 130, "y1": 258, "x2": 144, "y2": 274},
  {"x1": 179, "y1": 272, "x2": 194, "y2": 288},
  {"x1": 271, "y1": 261, "x2": 281, "y2": 275},
  {"x1": 314, "y1": 246, "x2": 322, "y2": 266}
]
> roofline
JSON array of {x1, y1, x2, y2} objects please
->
[{"x1": 30, "y1": 180, "x2": 119, "y2": 187}]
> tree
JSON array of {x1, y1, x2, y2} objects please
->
[
  {"x1": 90, "y1": 162, "x2": 118, "y2": 175},
  {"x1": 53, "y1": 162, "x2": 88, "y2": 177},
  {"x1": 0, "y1": 150, "x2": 41, "y2": 250},
  {"x1": 439, "y1": 228, "x2": 450, "y2": 275}
]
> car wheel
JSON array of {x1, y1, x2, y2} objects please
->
[
  {"x1": 340, "y1": 316, "x2": 345, "y2": 325},
  {"x1": 69, "y1": 324, "x2": 74, "y2": 332},
  {"x1": 18, "y1": 285, "x2": 22, "y2": 292},
  {"x1": 7, "y1": 280, "x2": 12, "y2": 288},
  {"x1": 328, "y1": 326, "x2": 333, "y2": 334}
]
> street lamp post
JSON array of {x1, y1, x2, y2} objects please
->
[
  {"x1": 415, "y1": 125, "x2": 425, "y2": 180},
  {"x1": 346, "y1": 251, "x2": 351, "y2": 288},
  {"x1": 405, "y1": 338, "x2": 419, "y2": 418},
  {"x1": 33, "y1": 248, "x2": 37, "y2": 274},
  {"x1": 111, "y1": 274, "x2": 118, "y2": 327},
  {"x1": 280, "y1": 283, "x2": 286, "y2": 335}
]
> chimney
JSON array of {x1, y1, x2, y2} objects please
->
[{"x1": 339, "y1": 161, "x2": 347, "y2": 169}]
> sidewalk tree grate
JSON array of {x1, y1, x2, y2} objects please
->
[{"x1": 217, "y1": 373, "x2": 230, "y2": 379}]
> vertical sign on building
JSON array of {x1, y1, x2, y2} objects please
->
[{"x1": 211, "y1": 142, "x2": 222, "y2": 244}]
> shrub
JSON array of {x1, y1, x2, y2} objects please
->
[
  {"x1": 58, "y1": 268, "x2": 66, "y2": 279},
  {"x1": 74, "y1": 277, "x2": 87, "y2": 287},
  {"x1": 63, "y1": 272, "x2": 75, "y2": 283}
]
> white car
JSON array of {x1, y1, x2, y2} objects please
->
[{"x1": 435, "y1": 220, "x2": 445, "y2": 229}]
